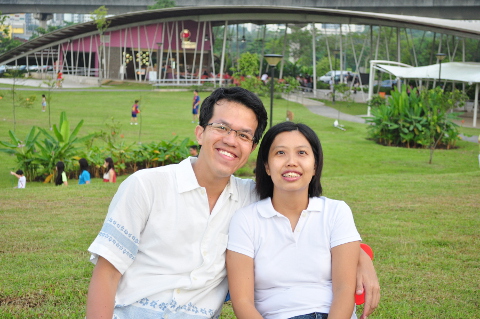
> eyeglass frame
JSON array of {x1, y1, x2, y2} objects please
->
[{"x1": 205, "y1": 123, "x2": 257, "y2": 144}]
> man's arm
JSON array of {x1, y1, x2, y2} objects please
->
[
  {"x1": 356, "y1": 249, "x2": 380, "y2": 319},
  {"x1": 86, "y1": 256, "x2": 122, "y2": 319}
]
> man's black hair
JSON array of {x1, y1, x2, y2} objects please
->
[{"x1": 199, "y1": 87, "x2": 268, "y2": 144}]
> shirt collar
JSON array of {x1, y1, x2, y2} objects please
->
[
  {"x1": 175, "y1": 157, "x2": 239, "y2": 201},
  {"x1": 257, "y1": 196, "x2": 323, "y2": 218}
]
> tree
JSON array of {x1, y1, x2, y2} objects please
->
[
  {"x1": 91, "y1": 6, "x2": 111, "y2": 82},
  {"x1": 0, "y1": 11, "x2": 22, "y2": 55},
  {"x1": 148, "y1": 0, "x2": 176, "y2": 9}
]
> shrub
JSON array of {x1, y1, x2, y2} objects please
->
[{"x1": 365, "y1": 86, "x2": 466, "y2": 152}]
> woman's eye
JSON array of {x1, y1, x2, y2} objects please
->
[
  {"x1": 298, "y1": 150, "x2": 307, "y2": 155},
  {"x1": 276, "y1": 151, "x2": 285, "y2": 155}
]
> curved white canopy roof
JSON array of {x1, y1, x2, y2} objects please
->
[{"x1": 375, "y1": 62, "x2": 480, "y2": 84}]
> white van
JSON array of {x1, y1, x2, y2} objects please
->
[{"x1": 318, "y1": 71, "x2": 349, "y2": 83}]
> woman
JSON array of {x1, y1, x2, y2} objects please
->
[
  {"x1": 55, "y1": 161, "x2": 68, "y2": 186},
  {"x1": 78, "y1": 158, "x2": 91, "y2": 185},
  {"x1": 226, "y1": 122, "x2": 361, "y2": 319},
  {"x1": 103, "y1": 157, "x2": 117, "y2": 183}
]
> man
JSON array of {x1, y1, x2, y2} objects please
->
[
  {"x1": 86, "y1": 87, "x2": 379, "y2": 319},
  {"x1": 192, "y1": 90, "x2": 201, "y2": 123},
  {"x1": 189, "y1": 144, "x2": 199, "y2": 157}
]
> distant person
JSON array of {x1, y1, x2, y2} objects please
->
[
  {"x1": 192, "y1": 90, "x2": 200, "y2": 123},
  {"x1": 10, "y1": 169, "x2": 26, "y2": 188},
  {"x1": 79, "y1": 158, "x2": 91, "y2": 185},
  {"x1": 131, "y1": 100, "x2": 140, "y2": 125},
  {"x1": 353, "y1": 75, "x2": 360, "y2": 94},
  {"x1": 347, "y1": 72, "x2": 353, "y2": 89},
  {"x1": 189, "y1": 145, "x2": 198, "y2": 157},
  {"x1": 261, "y1": 73, "x2": 268, "y2": 84},
  {"x1": 56, "y1": 71, "x2": 63, "y2": 88},
  {"x1": 41, "y1": 94, "x2": 46, "y2": 112},
  {"x1": 55, "y1": 161, "x2": 68, "y2": 186},
  {"x1": 103, "y1": 157, "x2": 117, "y2": 183}
]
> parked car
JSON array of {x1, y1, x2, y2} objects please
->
[
  {"x1": 319, "y1": 71, "x2": 358, "y2": 84},
  {"x1": 375, "y1": 79, "x2": 401, "y2": 88},
  {"x1": 319, "y1": 70, "x2": 343, "y2": 83}
]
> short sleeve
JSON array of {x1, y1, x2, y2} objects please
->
[
  {"x1": 88, "y1": 173, "x2": 151, "y2": 274},
  {"x1": 227, "y1": 209, "x2": 255, "y2": 259},
  {"x1": 330, "y1": 201, "x2": 361, "y2": 249}
]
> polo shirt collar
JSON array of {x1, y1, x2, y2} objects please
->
[
  {"x1": 175, "y1": 157, "x2": 238, "y2": 201},
  {"x1": 257, "y1": 196, "x2": 323, "y2": 218}
]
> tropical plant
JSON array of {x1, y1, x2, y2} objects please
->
[
  {"x1": 0, "y1": 127, "x2": 41, "y2": 181},
  {"x1": 365, "y1": 86, "x2": 466, "y2": 163},
  {"x1": 35, "y1": 112, "x2": 94, "y2": 181}
]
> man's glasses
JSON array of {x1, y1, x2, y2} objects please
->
[{"x1": 206, "y1": 123, "x2": 255, "y2": 143}]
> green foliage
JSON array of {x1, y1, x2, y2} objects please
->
[
  {"x1": 0, "y1": 127, "x2": 41, "y2": 181},
  {"x1": 148, "y1": 0, "x2": 176, "y2": 9},
  {"x1": 232, "y1": 52, "x2": 259, "y2": 77},
  {"x1": 315, "y1": 56, "x2": 331, "y2": 79},
  {"x1": 365, "y1": 87, "x2": 467, "y2": 159},
  {"x1": 90, "y1": 6, "x2": 111, "y2": 34},
  {"x1": 34, "y1": 112, "x2": 94, "y2": 180}
]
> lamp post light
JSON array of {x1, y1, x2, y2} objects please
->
[
  {"x1": 436, "y1": 53, "x2": 446, "y2": 88},
  {"x1": 332, "y1": 49, "x2": 340, "y2": 103},
  {"x1": 264, "y1": 54, "x2": 283, "y2": 128}
]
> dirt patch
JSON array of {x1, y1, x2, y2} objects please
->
[{"x1": 0, "y1": 291, "x2": 47, "y2": 308}]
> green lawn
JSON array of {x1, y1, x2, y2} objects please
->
[{"x1": 0, "y1": 84, "x2": 479, "y2": 318}]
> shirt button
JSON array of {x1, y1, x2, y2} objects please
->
[
  {"x1": 176, "y1": 289, "x2": 181, "y2": 293},
  {"x1": 202, "y1": 251, "x2": 207, "y2": 256},
  {"x1": 193, "y1": 277, "x2": 197, "y2": 280},
  {"x1": 201, "y1": 189, "x2": 206, "y2": 195}
]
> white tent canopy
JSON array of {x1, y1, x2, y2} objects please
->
[
  {"x1": 368, "y1": 60, "x2": 479, "y2": 127},
  {"x1": 376, "y1": 62, "x2": 480, "y2": 83}
]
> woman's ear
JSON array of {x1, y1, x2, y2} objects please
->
[{"x1": 265, "y1": 163, "x2": 270, "y2": 176}]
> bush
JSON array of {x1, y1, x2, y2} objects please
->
[{"x1": 365, "y1": 86, "x2": 466, "y2": 150}]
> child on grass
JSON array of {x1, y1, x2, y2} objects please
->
[{"x1": 10, "y1": 169, "x2": 26, "y2": 188}]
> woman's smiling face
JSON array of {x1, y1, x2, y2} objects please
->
[{"x1": 265, "y1": 130, "x2": 316, "y2": 197}]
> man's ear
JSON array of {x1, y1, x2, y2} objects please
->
[
  {"x1": 195, "y1": 125, "x2": 205, "y2": 145},
  {"x1": 251, "y1": 142, "x2": 258, "y2": 152}
]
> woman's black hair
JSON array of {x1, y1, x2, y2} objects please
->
[
  {"x1": 79, "y1": 158, "x2": 88, "y2": 172},
  {"x1": 198, "y1": 87, "x2": 268, "y2": 144},
  {"x1": 55, "y1": 161, "x2": 65, "y2": 186},
  {"x1": 255, "y1": 122, "x2": 323, "y2": 200},
  {"x1": 105, "y1": 157, "x2": 115, "y2": 171}
]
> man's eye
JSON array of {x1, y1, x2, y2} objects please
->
[
  {"x1": 238, "y1": 133, "x2": 250, "y2": 140},
  {"x1": 218, "y1": 125, "x2": 228, "y2": 131}
]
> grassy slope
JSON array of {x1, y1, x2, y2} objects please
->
[{"x1": 0, "y1": 86, "x2": 479, "y2": 318}]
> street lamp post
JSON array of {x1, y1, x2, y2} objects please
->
[
  {"x1": 436, "y1": 53, "x2": 446, "y2": 88},
  {"x1": 264, "y1": 54, "x2": 283, "y2": 128},
  {"x1": 332, "y1": 49, "x2": 340, "y2": 103}
]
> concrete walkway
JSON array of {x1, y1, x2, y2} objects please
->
[{"x1": 285, "y1": 90, "x2": 479, "y2": 143}]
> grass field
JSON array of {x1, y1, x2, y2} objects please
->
[{"x1": 0, "y1": 84, "x2": 479, "y2": 318}]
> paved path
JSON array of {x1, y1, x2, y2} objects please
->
[{"x1": 285, "y1": 91, "x2": 479, "y2": 143}]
